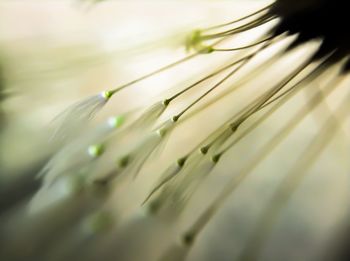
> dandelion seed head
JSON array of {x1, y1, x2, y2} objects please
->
[
  {"x1": 271, "y1": 0, "x2": 350, "y2": 66},
  {"x1": 3, "y1": 1, "x2": 350, "y2": 260}
]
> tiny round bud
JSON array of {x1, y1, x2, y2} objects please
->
[
  {"x1": 185, "y1": 29, "x2": 202, "y2": 51},
  {"x1": 88, "y1": 144, "x2": 104, "y2": 158},
  {"x1": 162, "y1": 99, "x2": 170, "y2": 106},
  {"x1": 100, "y1": 90, "x2": 113, "y2": 100},
  {"x1": 200, "y1": 146, "x2": 209, "y2": 154},
  {"x1": 117, "y1": 155, "x2": 130, "y2": 168},
  {"x1": 172, "y1": 115, "x2": 179, "y2": 122},
  {"x1": 108, "y1": 115, "x2": 124, "y2": 128},
  {"x1": 211, "y1": 154, "x2": 221, "y2": 163},
  {"x1": 156, "y1": 127, "x2": 166, "y2": 137},
  {"x1": 83, "y1": 211, "x2": 114, "y2": 234},
  {"x1": 198, "y1": 45, "x2": 214, "y2": 54},
  {"x1": 177, "y1": 157, "x2": 187, "y2": 167}
]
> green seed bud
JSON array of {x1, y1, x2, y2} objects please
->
[
  {"x1": 108, "y1": 115, "x2": 124, "y2": 128},
  {"x1": 101, "y1": 90, "x2": 113, "y2": 100},
  {"x1": 88, "y1": 144, "x2": 104, "y2": 158}
]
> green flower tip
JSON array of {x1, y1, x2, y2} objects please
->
[
  {"x1": 185, "y1": 29, "x2": 202, "y2": 51},
  {"x1": 84, "y1": 211, "x2": 113, "y2": 234},
  {"x1": 88, "y1": 144, "x2": 104, "y2": 158},
  {"x1": 185, "y1": 29, "x2": 213, "y2": 54},
  {"x1": 182, "y1": 232, "x2": 195, "y2": 246},
  {"x1": 177, "y1": 157, "x2": 187, "y2": 167},
  {"x1": 198, "y1": 45, "x2": 214, "y2": 54},
  {"x1": 156, "y1": 127, "x2": 167, "y2": 137},
  {"x1": 200, "y1": 146, "x2": 209, "y2": 154},
  {"x1": 211, "y1": 154, "x2": 221, "y2": 163},
  {"x1": 230, "y1": 122, "x2": 239, "y2": 132},
  {"x1": 108, "y1": 115, "x2": 124, "y2": 128},
  {"x1": 101, "y1": 90, "x2": 113, "y2": 100},
  {"x1": 172, "y1": 115, "x2": 179, "y2": 122},
  {"x1": 117, "y1": 155, "x2": 130, "y2": 168},
  {"x1": 161, "y1": 99, "x2": 170, "y2": 106},
  {"x1": 147, "y1": 199, "x2": 161, "y2": 214},
  {"x1": 66, "y1": 175, "x2": 85, "y2": 195}
]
